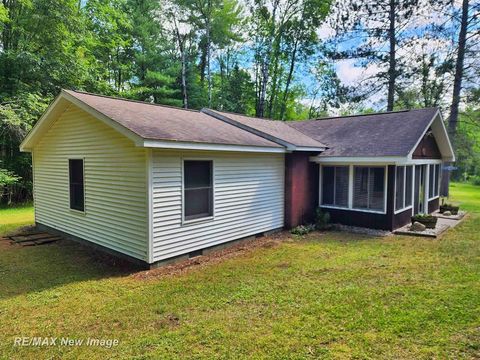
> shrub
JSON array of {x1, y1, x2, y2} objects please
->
[
  {"x1": 315, "y1": 208, "x2": 331, "y2": 230},
  {"x1": 291, "y1": 224, "x2": 315, "y2": 236},
  {"x1": 471, "y1": 175, "x2": 480, "y2": 186}
]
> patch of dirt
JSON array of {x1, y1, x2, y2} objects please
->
[
  {"x1": 132, "y1": 231, "x2": 292, "y2": 281},
  {"x1": 154, "y1": 313, "x2": 180, "y2": 329}
]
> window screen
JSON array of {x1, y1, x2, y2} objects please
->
[
  {"x1": 395, "y1": 166, "x2": 405, "y2": 211},
  {"x1": 434, "y1": 164, "x2": 440, "y2": 197},
  {"x1": 405, "y1": 166, "x2": 413, "y2": 207},
  {"x1": 429, "y1": 164, "x2": 435, "y2": 198},
  {"x1": 353, "y1": 167, "x2": 385, "y2": 212},
  {"x1": 395, "y1": 165, "x2": 413, "y2": 211},
  {"x1": 184, "y1": 160, "x2": 213, "y2": 221},
  {"x1": 321, "y1": 166, "x2": 348, "y2": 207},
  {"x1": 69, "y1": 159, "x2": 84, "y2": 211}
]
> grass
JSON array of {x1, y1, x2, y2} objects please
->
[
  {"x1": 0, "y1": 184, "x2": 479, "y2": 359},
  {"x1": 0, "y1": 203, "x2": 34, "y2": 237}
]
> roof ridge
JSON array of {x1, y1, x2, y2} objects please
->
[
  {"x1": 205, "y1": 108, "x2": 280, "y2": 122},
  {"x1": 306, "y1": 107, "x2": 439, "y2": 122},
  {"x1": 64, "y1": 89, "x2": 201, "y2": 114}
]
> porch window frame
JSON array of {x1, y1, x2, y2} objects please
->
[
  {"x1": 394, "y1": 165, "x2": 414, "y2": 214},
  {"x1": 319, "y1": 164, "x2": 388, "y2": 215},
  {"x1": 428, "y1": 163, "x2": 441, "y2": 200}
]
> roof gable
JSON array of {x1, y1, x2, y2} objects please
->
[
  {"x1": 290, "y1": 108, "x2": 454, "y2": 161},
  {"x1": 21, "y1": 90, "x2": 284, "y2": 152}
]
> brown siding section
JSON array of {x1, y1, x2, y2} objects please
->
[
  {"x1": 285, "y1": 152, "x2": 319, "y2": 228},
  {"x1": 322, "y1": 208, "x2": 391, "y2": 230},
  {"x1": 412, "y1": 131, "x2": 442, "y2": 159},
  {"x1": 428, "y1": 198, "x2": 440, "y2": 213},
  {"x1": 393, "y1": 208, "x2": 412, "y2": 229}
]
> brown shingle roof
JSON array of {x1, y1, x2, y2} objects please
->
[
  {"x1": 64, "y1": 90, "x2": 282, "y2": 149},
  {"x1": 289, "y1": 108, "x2": 439, "y2": 157},
  {"x1": 203, "y1": 109, "x2": 327, "y2": 149}
]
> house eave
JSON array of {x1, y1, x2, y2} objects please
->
[{"x1": 142, "y1": 139, "x2": 286, "y2": 153}]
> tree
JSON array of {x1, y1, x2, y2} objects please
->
[
  {"x1": 329, "y1": 0, "x2": 420, "y2": 111},
  {"x1": 249, "y1": 0, "x2": 332, "y2": 118},
  {"x1": 178, "y1": 0, "x2": 242, "y2": 107}
]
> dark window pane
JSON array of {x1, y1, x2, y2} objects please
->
[
  {"x1": 429, "y1": 164, "x2": 435, "y2": 198},
  {"x1": 184, "y1": 161, "x2": 212, "y2": 189},
  {"x1": 353, "y1": 167, "x2": 369, "y2": 209},
  {"x1": 370, "y1": 167, "x2": 385, "y2": 211},
  {"x1": 185, "y1": 188, "x2": 212, "y2": 219},
  {"x1": 405, "y1": 166, "x2": 413, "y2": 207},
  {"x1": 434, "y1": 164, "x2": 440, "y2": 196},
  {"x1": 335, "y1": 167, "x2": 349, "y2": 207},
  {"x1": 184, "y1": 160, "x2": 213, "y2": 220},
  {"x1": 395, "y1": 166, "x2": 405, "y2": 211},
  {"x1": 322, "y1": 166, "x2": 334, "y2": 205},
  {"x1": 69, "y1": 159, "x2": 84, "y2": 211}
]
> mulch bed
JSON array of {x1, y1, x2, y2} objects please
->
[{"x1": 132, "y1": 231, "x2": 293, "y2": 281}]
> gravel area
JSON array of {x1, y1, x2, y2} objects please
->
[{"x1": 331, "y1": 224, "x2": 391, "y2": 237}]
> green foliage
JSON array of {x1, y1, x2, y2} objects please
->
[
  {"x1": 0, "y1": 168, "x2": 20, "y2": 187},
  {"x1": 290, "y1": 223, "x2": 316, "y2": 236},
  {"x1": 315, "y1": 208, "x2": 331, "y2": 230}
]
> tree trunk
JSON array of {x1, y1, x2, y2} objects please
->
[
  {"x1": 387, "y1": 0, "x2": 396, "y2": 111},
  {"x1": 442, "y1": 0, "x2": 469, "y2": 197},
  {"x1": 180, "y1": 43, "x2": 188, "y2": 109},
  {"x1": 256, "y1": 0, "x2": 279, "y2": 118},
  {"x1": 448, "y1": 0, "x2": 469, "y2": 136},
  {"x1": 206, "y1": 0, "x2": 212, "y2": 107},
  {"x1": 173, "y1": 15, "x2": 188, "y2": 109},
  {"x1": 280, "y1": 39, "x2": 298, "y2": 121}
]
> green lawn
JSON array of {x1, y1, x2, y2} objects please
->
[
  {"x1": 0, "y1": 203, "x2": 34, "y2": 237},
  {"x1": 0, "y1": 184, "x2": 479, "y2": 359}
]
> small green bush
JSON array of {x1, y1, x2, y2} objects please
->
[
  {"x1": 291, "y1": 224, "x2": 315, "y2": 236},
  {"x1": 315, "y1": 208, "x2": 331, "y2": 230},
  {"x1": 470, "y1": 175, "x2": 480, "y2": 186}
]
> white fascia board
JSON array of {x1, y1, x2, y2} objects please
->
[
  {"x1": 309, "y1": 156, "x2": 404, "y2": 164},
  {"x1": 142, "y1": 139, "x2": 286, "y2": 153},
  {"x1": 295, "y1": 146, "x2": 327, "y2": 152}
]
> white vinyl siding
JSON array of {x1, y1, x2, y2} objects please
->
[
  {"x1": 33, "y1": 104, "x2": 148, "y2": 260},
  {"x1": 151, "y1": 150, "x2": 284, "y2": 262}
]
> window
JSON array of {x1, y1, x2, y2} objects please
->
[
  {"x1": 429, "y1": 164, "x2": 441, "y2": 198},
  {"x1": 69, "y1": 159, "x2": 84, "y2": 212},
  {"x1": 353, "y1": 166, "x2": 385, "y2": 212},
  {"x1": 321, "y1": 166, "x2": 349, "y2": 207},
  {"x1": 395, "y1": 165, "x2": 413, "y2": 211},
  {"x1": 184, "y1": 160, "x2": 213, "y2": 221}
]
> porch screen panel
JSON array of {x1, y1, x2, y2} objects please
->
[
  {"x1": 429, "y1": 164, "x2": 435, "y2": 198},
  {"x1": 322, "y1": 167, "x2": 335, "y2": 205},
  {"x1": 434, "y1": 164, "x2": 440, "y2": 196},
  {"x1": 405, "y1": 166, "x2": 413, "y2": 207},
  {"x1": 322, "y1": 166, "x2": 348, "y2": 207},
  {"x1": 353, "y1": 167, "x2": 369, "y2": 209},
  {"x1": 334, "y1": 167, "x2": 349, "y2": 207},
  {"x1": 353, "y1": 166, "x2": 385, "y2": 212},
  {"x1": 395, "y1": 166, "x2": 405, "y2": 211},
  {"x1": 370, "y1": 167, "x2": 385, "y2": 211}
]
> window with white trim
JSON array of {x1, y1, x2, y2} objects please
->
[
  {"x1": 183, "y1": 160, "x2": 213, "y2": 221},
  {"x1": 428, "y1": 164, "x2": 440, "y2": 198},
  {"x1": 69, "y1": 159, "x2": 85, "y2": 212},
  {"x1": 321, "y1": 166, "x2": 349, "y2": 208},
  {"x1": 353, "y1": 166, "x2": 385, "y2": 212},
  {"x1": 395, "y1": 165, "x2": 413, "y2": 211}
]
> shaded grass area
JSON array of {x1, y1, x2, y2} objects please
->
[
  {"x1": 0, "y1": 185, "x2": 479, "y2": 359},
  {"x1": 0, "y1": 203, "x2": 34, "y2": 237}
]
